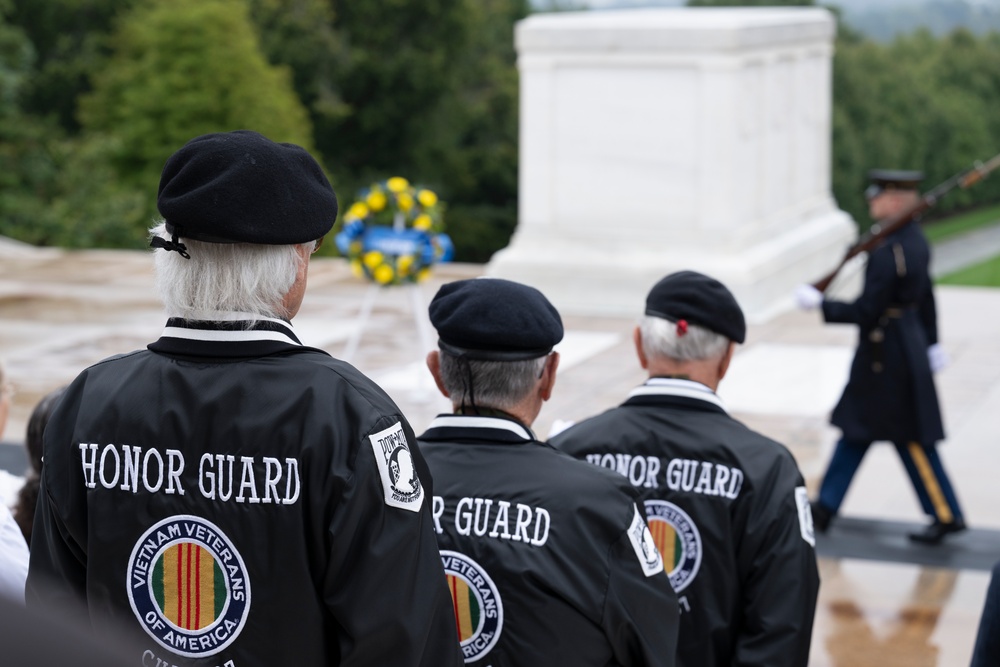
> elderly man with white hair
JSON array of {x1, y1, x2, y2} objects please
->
[
  {"x1": 26, "y1": 131, "x2": 462, "y2": 667},
  {"x1": 553, "y1": 270, "x2": 820, "y2": 667}
]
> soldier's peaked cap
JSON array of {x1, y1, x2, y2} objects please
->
[
  {"x1": 645, "y1": 270, "x2": 746, "y2": 344},
  {"x1": 157, "y1": 130, "x2": 338, "y2": 244},
  {"x1": 865, "y1": 169, "x2": 924, "y2": 200},
  {"x1": 429, "y1": 278, "x2": 564, "y2": 361}
]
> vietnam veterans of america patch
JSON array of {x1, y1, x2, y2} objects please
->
[
  {"x1": 370, "y1": 421, "x2": 424, "y2": 512},
  {"x1": 441, "y1": 550, "x2": 503, "y2": 662},
  {"x1": 644, "y1": 499, "x2": 702, "y2": 592},
  {"x1": 127, "y1": 515, "x2": 251, "y2": 658}
]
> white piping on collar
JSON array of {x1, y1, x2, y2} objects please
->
[
  {"x1": 160, "y1": 327, "x2": 301, "y2": 345},
  {"x1": 627, "y1": 378, "x2": 726, "y2": 411},
  {"x1": 427, "y1": 415, "x2": 534, "y2": 440}
]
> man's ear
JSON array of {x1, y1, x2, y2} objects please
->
[
  {"x1": 633, "y1": 326, "x2": 650, "y2": 370},
  {"x1": 539, "y1": 352, "x2": 560, "y2": 402},
  {"x1": 426, "y1": 350, "x2": 450, "y2": 398},
  {"x1": 717, "y1": 341, "x2": 736, "y2": 382}
]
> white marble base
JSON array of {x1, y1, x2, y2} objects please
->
[
  {"x1": 489, "y1": 206, "x2": 856, "y2": 322},
  {"x1": 489, "y1": 7, "x2": 858, "y2": 322}
]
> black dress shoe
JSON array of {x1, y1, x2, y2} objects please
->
[
  {"x1": 908, "y1": 520, "x2": 967, "y2": 545},
  {"x1": 811, "y1": 502, "x2": 833, "y2": 533}
]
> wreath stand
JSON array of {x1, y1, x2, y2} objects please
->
[{"x1": 342, "y1": 282, "x2": 437, "y2": 401}]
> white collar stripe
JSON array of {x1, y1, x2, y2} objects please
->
[
  {"x1": 628, "y1": 382, "x2": 726, "y2": 410},
  {"x1": 428, "y1": 415, "x2": 533, "y2": 439},
  {"x1": 160, "y1": 327, "x2": 300, "y2": 345}
]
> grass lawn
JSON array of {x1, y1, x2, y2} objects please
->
[
  {"x1": 938, "y1": 254, "x2": 1000, "y2": 287},
  {"x1": 923, "y1": 203, "x2": 1000, "y2": 243}
]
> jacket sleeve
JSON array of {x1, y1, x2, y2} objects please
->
[
  {"x1": 918, "y1": 283, "x2": 939, "y2": 346},
  {"x1": 25, "y1": 474, "x2": 89, "y2": 610},
  {"x1": 321, "y1": 415, "x2": 462, "y2": 667},
  {"x1": 734, "y1": 462, "x2": 820, "y2": 667},
  {"x1": 602, "y1": 504, "x2": 681, "y2": 667},
  {"x1": 822, "y1": 244, "x2": 897, "y2": 330}
]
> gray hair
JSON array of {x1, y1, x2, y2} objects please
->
[
  {"x1": 439, "y1": 352, "x2": 547, "y2": 411},
  {"x1": 150, "y1": 222, "x2": 313, "y2": 322},
  {"x1": 639, "y1": 315, "x2": 729, "y2": 362}
]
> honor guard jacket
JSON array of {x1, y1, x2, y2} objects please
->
[
  {"x1": 26, "y1": 316, "x2": 463, "y2": 667},
  {"x1": 419, "y1": 413, "x2": 680, "y2": 667},
  {"x1": 823, "y1": 223, "x2": 945, "y2": 445},
  {"x1": 551, "y1": 378, "x2": 820, "y2": 667}
]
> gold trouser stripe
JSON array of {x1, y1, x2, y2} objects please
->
[{"x1": 908, "y1": 442, "x2": 954, "y2": 523}]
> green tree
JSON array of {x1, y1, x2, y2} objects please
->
[
  {"x1": 77, "y1": 0, "x2": 314, "y2": 235},
  {"x1": 8, "y1": 0, "x2": 135, "y2": 133}
]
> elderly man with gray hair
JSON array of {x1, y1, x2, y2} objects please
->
[
  {"x1": 26, "y1": 131, "x2": 462, "y2": 667},
  {"x1": 552, "y1": 270, "x2": 820, "y2": 667},
  {"x1": 419, "y1": 277, "x2": 680, "y2": 666}
]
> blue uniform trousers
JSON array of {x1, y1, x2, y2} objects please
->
[{"x1": 817, "y1": 437, "x2": 964, "y2": 523}]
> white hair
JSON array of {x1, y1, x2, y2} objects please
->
[
  {"x1": 439, "y1": 352, "x2": 547, "y2": 411},
  {"x1": 639, "y1": 315, "x2": 729, "y2": 363},
  {"x1": 150, "y1": 222, "x2": 313, "y2": 323}
]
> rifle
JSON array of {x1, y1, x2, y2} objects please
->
[{"x1": 812, "y1": 151, "x2": 1000, "y2": 293}]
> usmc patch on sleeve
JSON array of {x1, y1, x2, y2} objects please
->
[
  {"x1": 627, "y1": 504, "x2": 665, "y2": 577},
  {"x1": 369, "y1": 422, "x2": 424, "y2": 512}
]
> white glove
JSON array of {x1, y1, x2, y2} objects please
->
[
  {"x1": 795, "y1": 284, "x2": 823, "y2": 310},
  {"x1": 928, "y1": 343, "x2": 949, "y2": 373}
]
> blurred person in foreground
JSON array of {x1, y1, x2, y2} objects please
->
[
  {"x1": 0, "y1": 360, "x2": 29, "y2": 602},
  {"x1": 26, "y1": 130, "x2": 462, "y2": 666},
  {"x1": 420, "y1": 277, "x2": 680, "y2": 666},
  {"x1": 552, "y1": 270, "x2": 820, "y2": 667},
  {"x1": 796, "y1": 170, "x2": 964, "y2": 545},
  {"x1": 13, "y1": 386, "x2": 66, "y2": 546}
]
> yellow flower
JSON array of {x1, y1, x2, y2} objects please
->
[
  {"x1": 366, "y1": 190, "x2": 387, "y2": 212},
  {"x1": 417, "y1": 189, "x2": 438, "y2": 207},
  {"x1": 348, "y1": 202, "x2": 369, "y2": 220},
  {"x1": 413, "y1": 214, "x2": 432, "y2": 231},
  {"x1": 397, "y1": 192, "x2": 414, "y2": 212},
  {"x1": 397, "y1": 255, "x2": 414, "y2": 275},
  {"x1": 363, "y1": 251, "x2": 384, "y2": 269},
  {"x1": 349, "y1": 240, "x2": 363, "y2": 254},
  {"x1": 417, "y1": 268, "x2": 431, "y2": 283},
  {"x1": 350, "y1": 259, "x2": 364, "y2": 278},
  {"x1": 374, "y1": 263, "x2": 395, "y2": 284},
  {"x1": 387, "y1": 177, "x2": 409, "y2": 193}
]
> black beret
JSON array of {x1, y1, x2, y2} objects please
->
[
  {"x1": 429, "y1": 278, "x2": 564, "y2": 361},
  {"x1": 157, "y1": 130, "x2": 338, "y2": 244},
  {"x1": 645, "y1": 271, "x2": 746, "y2": 344},
  {"x1": 865, "y1": 169, "x2": 923, "y2": 200}
]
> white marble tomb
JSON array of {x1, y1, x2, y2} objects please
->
[{"x1": 488, "y1": 7, "x2": 857, "y2": 322}]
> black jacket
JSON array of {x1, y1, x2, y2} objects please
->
[
  {"x1": 823, "y1": 223, "x2": 944, "y2": 444},
  {"x1": 551, "y1": 379, "x2": 820, "y2": 667},
  {"x1": 419, "y1": 413, "x2": 680, "y2": 667},
  {"x1": 26, "y1": 316, "x2": 462, "y2": 667}
]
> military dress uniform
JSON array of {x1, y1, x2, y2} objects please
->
[
  {"x1": 815, "y1": 217, "x2": 964, "y2": 535},
  {"x1": 26, "y1": 317, "x2": 462, "y2": 667},
  {"x1": 552, "y1": 378, "x2": 820, "y2": 667},
  {"x1": 420, "y1": 413, "x2": 680, "y2": 667}
]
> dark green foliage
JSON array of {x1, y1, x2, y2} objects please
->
[
  {"x1": 831, "y1": 27, "x2": 1000, "y2": 229},
  {"x1": 5, "y1": 0, "x2": 1000, "y2": 259}
]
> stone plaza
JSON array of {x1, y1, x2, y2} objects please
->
[{"x1": 1, "y1": 239, "x2": 998, "y2": 665}]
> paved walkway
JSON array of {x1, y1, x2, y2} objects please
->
[
  {"x1": 932, "y1": 219, "x2": 1000, "y2": 277},
  {"x1": 1, "y1": 241, "x2": 999, "y2": 665}
]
